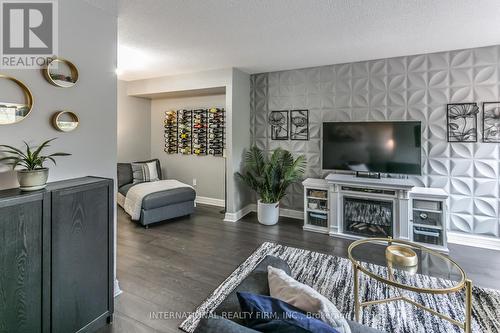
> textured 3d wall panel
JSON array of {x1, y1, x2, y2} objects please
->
[{"x1": 250, "y1": 45, "x2": 500, "y2": 239}]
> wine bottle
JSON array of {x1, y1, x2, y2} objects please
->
[{"x1": 194, "y1": 148, "x2": 207, "y2": 155}]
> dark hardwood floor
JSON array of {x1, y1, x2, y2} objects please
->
[{"x1": 98, "y1": 204, "x2": 500, "y2": 333}]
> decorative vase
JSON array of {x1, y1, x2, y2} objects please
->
[
  {"x1": 257, "y1": 200, "x2": 280, "y2": 225},
  {"x1": 17, "y1": 168, "x2": 49, "y2": 191}
]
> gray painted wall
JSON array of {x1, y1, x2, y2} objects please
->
[
  {"x1": 251, "y1": 45, "x2": 500, "y2": 239},
  {"x1": 127, "y1": 68, "x2": 252, "y2": 214},
  {"x1": 151, "y1": 94, "x2": 225, "y2": 200},
  {"x1": 0, "y1": 0, "x2": 117, "y2": 190},
  {"x1": 118, "y1": 80, "x2": 151, "y2": 162},
  {"x1": 229, "y1": 69, "x2": 252, "y2": 211}
]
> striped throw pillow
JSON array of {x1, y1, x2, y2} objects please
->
[{"x1": 131, "y1": 161, "x2": 160, "y2": 184}]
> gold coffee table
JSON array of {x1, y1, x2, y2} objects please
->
[{"x1": 348, "y1": 238, "x2": 472, "y2": 333}]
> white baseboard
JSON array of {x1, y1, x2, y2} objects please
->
[
  {"x1": 279, "y1": 208, "x2": 304, "y2": 220},
  {"x1": 224, "y1": 204, "x2": 254, "y2": 222},
  {"x1": 196, "y1": 196, "x2": 225, "y2": 207},
  {"x1": 114, "y1": 279, "x2": 123, "y2": 297},
  {"x1": 224, "y1": 204, "x2": 304, "y2": 222},
  {"x1": 448, "y1": 232, "x2": 500, "y2": 251}
]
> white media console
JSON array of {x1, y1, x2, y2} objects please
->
[{"x1": 303, "y1": 174, "x2": 448, "y2": 252}]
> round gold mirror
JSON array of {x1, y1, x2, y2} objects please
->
[
  {"x1": 0, "y1": 75, "x2": 34, "y2": 125},
  {"x1": 52, "y1": 111, "x2": 79, "y2": 132},
  {"x1": 44, "y1": 58, "x2": 79, "y2": 88}
]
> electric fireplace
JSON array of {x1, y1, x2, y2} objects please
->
[{"x1": 343, "y1": 197, "x2": 393, "y2": 238}]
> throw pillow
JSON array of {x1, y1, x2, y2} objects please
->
[
  {"x1": 194, "y1": 315, "x2": 260, "y2": 333},
  {"x1": 131, "y1": 161, "x2": 160, "y2": 184},
  {"x1": 237, "y1": 292, "x2": 340, "y2": 333},
  {"x1": 267, "y1": 266, "x2": 351, "y2": 333}
]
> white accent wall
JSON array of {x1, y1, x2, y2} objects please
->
[{"x1": 251, "y1": 45, "x2": 500, "y2": 241}]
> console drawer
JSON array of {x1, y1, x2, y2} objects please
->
[{"x1": 413, "y1": 226, "x2": 443, "y2": 246}]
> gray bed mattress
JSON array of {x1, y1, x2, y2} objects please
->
[{"x1": 118, "y1": 183, "x2": 196, "y2": 210}]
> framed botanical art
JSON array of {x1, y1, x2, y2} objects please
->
[
  {"x1": 447, "y1": 103, "x2": 479, "y2": 142},
  {"x1": 482, "y1": 102, "x2": 500, "y2": 143},
  {"x1": 269, "y1": 110, "x2": 289, "y2": 140},
  {"x1": 290, "y1": 109, "x2": 309, "y2": 140}
]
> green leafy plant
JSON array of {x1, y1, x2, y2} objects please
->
[
  {"x1": 237, "y1": 146, "x2": 306, "y2": 203},
  {"x1": 0, "y1": 138, "x2": 71, "y2": 171}
]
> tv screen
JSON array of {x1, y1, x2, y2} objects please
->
[{"x1": 322, "y1": 121, "x2": 421, "y2": 175}]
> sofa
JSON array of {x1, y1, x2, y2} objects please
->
[
  {"x1": 194, "y1": 255, "x2": 384, "y2": 333},
  {"x1": 117, "y1": 159, "x2": 196, "y2": 227}
]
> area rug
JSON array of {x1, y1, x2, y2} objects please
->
[{"x1": 179, "y1": 242, "x2": 500, "y2": 333}]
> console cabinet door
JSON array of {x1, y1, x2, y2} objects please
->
[
  {"x1": 50, "y1": 183, "x2": 110, "y2": 333},
  {"x1": 0, "y1": 194, "x2": 47, "y2": 333}
]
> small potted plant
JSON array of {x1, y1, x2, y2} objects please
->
[
  {"x1": 0, "y1": 138, "x2": 71, "y2": 191},
  {"x1": 237, "y1": 146, "x2": 306, "y2": 225}
]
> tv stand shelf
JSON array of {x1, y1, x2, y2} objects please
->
[{"x1": 302, "y1": 175, "x2": 449, "y2": 252}]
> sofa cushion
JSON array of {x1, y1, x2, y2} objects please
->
[
  {"x1": 118, "y1": 183, "x2": 134, "y2": 196},
  {"x1": 132, "y1": 161, "x2": 160, "y2": 184},
  {"x1": 237, "y1": 292, "x2": 340, "y2": 333},
  {"x1": 117, "y1": 163, "x2": 133, "y2": 188},
  {"x1": 142, "y1": 187, "x2": 196, "y2": 210},
  {"x1": 117, "y1": 159, "x2": 162, "y2": 188},
  {"x1": 268, "y1": 266, "x2": 351, "y2": 333},
  {"x1": 214, "y1": 255, "x2": 291, "y2": 322},
  {"x1": 135, "y1": 159, "x2": 162, "y2": 179},
  {"x1": 194, "y1": 316, "x2": 259, "y2": 333},
  {"x1": 212, "y1": 255, "x2": 385, "y2": 333}
]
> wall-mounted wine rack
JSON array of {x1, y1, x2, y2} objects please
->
[
  {"x1": 193, "y1": 109, "x2": 208, "y2": 155},
  {"x1": 208, "y1": 108, "x2": 225, "y2": 156},
  {"x1": 177, "y1": 109, "x2": 193, "y2": 155},
  {"x1": 163, "y1": 108, "x2": 225, "y2": 156},
  {"x1": 164, "y1": 110, "x2": 178, "y2": 154}
]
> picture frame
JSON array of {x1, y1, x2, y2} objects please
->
[
  {"x1": 482, "y1": 102, "x2": 500, "y2": 143},
  {"x1": 446, "y1": 103, "x2": 479, "y2": 143},
  {"x1": 269, "y1": 110, "x2": 289, "y2": 140},
  {"x1": 290, "y1": 109, "x2": 309, "y2": 141}
]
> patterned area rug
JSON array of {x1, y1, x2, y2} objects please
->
[{"x1": 179, "y1": 242, "x2": 500, "y2": 333}]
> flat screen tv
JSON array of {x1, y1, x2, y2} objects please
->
[{"x1": 322, "y1": 121, "x2": 421, "y2": 175}]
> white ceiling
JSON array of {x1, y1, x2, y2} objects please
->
[{"x1": 117, "y1": 0, "x2": 500, "y2": 81}]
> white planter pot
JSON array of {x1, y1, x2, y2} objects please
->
[
  {"x1": 17, "y1": 168, "x2": 49, "y2": 191},
  {"x1": 257, "y1": 200, "x2": 280, "y2": 225}
]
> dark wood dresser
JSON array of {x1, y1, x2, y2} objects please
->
[{"x1": 0, "y1": 177, "x2": 114, "y2": 333}]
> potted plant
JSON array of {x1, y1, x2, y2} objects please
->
[
  {"x1": 0, "y1": 138, "x2": 71, "y2": 191},
  {"x1": 237, "y1": 146, "x2": 306, "y2": 225}
]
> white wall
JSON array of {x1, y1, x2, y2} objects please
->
[
  {"x1": 150, "y1": 94, "x2": 226, "y2": 200},
  {"x1": 117, "y1": 80, "x2": 151, "y2": 162},
  {"x1": 0, "y1": 0, "x2": 117, "y2": 190}
]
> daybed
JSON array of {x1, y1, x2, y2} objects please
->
[{"x1": 117, "y1": 159, "x2": 196, "y2": 227}]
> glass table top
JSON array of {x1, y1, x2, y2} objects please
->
[{"x1": 348, "y1": 238, "x2": 466, "y2": 293}]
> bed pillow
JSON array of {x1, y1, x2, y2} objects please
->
[
  {"x1": 236, "y1": 292, "x2": 339, "y2": 333},
  {"x1": 268, "y1": 266, "x2": 351, "y2": 333},
  {"x1": 131, "y1": 161, "x2": 160, "y2": 184}
]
